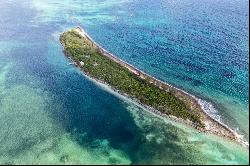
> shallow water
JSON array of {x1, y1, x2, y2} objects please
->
[{"x1": 0, "y1": 0, "x2": 249, "y2": 164}]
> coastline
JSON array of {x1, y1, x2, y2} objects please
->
[{"x1": 60, "y1": 27, "x2": 247, "y2": 147}]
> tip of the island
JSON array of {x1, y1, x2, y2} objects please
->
[{"x1": 60, "y1": 26, "x2": 246, "y2": 147}]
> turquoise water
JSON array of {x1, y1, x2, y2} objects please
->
[{"x1": 0, "y1": 0, "x2": 248, "y2": 164}]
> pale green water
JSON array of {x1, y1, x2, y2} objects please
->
[
  {"x1": 0, "y1": 0, "x2": 248, "y2": 164},
  {"x1": 30, "y1": 0, "x2": 249, "y2": 142}
]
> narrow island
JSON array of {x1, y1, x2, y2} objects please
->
[{"x1": 60, "y1": 27, "x2": 238, "y2": 142}]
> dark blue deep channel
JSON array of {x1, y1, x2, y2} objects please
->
[{"x1": 0, "y1": 0, "x2": 248, "y2": 164}]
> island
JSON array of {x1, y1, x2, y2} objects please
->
[{"x1": 60, "y1": 27, "x2": 238, "y2": 142}]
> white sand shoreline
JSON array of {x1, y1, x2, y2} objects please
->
[{"x1": 60, "y1": 27, "x2": 248, "y2": 148}]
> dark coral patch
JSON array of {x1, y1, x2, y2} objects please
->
[
  {"x1": 222, "y1": 71, "x2": 235, "y2": 78},
  {"x1": 192, "y1": 80, "x2": 203, "y2": 86}
]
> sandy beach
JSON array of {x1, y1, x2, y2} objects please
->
[{"x1": 60, "y1": 27, "x2": 247, "y2": 148}]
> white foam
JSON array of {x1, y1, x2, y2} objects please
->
[
  {"x1": 198, "y1": 99, "x2": 221, "y2": 122},
  {"x1": 197, "y1": 98, "x2": 249, "y2": 148},
  {"x1": 71, "y1": 27, "x2": 249, "y2": 148},
  {"x1": 52, "y1": 31, "x2": 62, "y2": 41}
]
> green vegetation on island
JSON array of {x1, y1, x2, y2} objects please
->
[{"x1": 60, "y1": 29, "x2": 203, "y2": 127}]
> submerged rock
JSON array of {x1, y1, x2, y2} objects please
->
[
  {"x1": 60, "y1": 155, "x2": 69, "y2": 163},
  {"x1": 222, "y1": 71, "x2": 235, "y2": 78}
]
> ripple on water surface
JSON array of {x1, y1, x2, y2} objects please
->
[{"x1": 0, "y1": 0, "x2": 248, "y2": 164}]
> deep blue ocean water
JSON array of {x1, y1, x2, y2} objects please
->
[
  {"x1": 84, "y1": 0, "x2": 249, "y2": 139},
  {"x1": 0, "y1": 0, "x2": 249, "y2": 164}
]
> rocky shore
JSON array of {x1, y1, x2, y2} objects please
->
[{"x1": 60, "y1": 27, "x2": 243, "y2": 146}]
